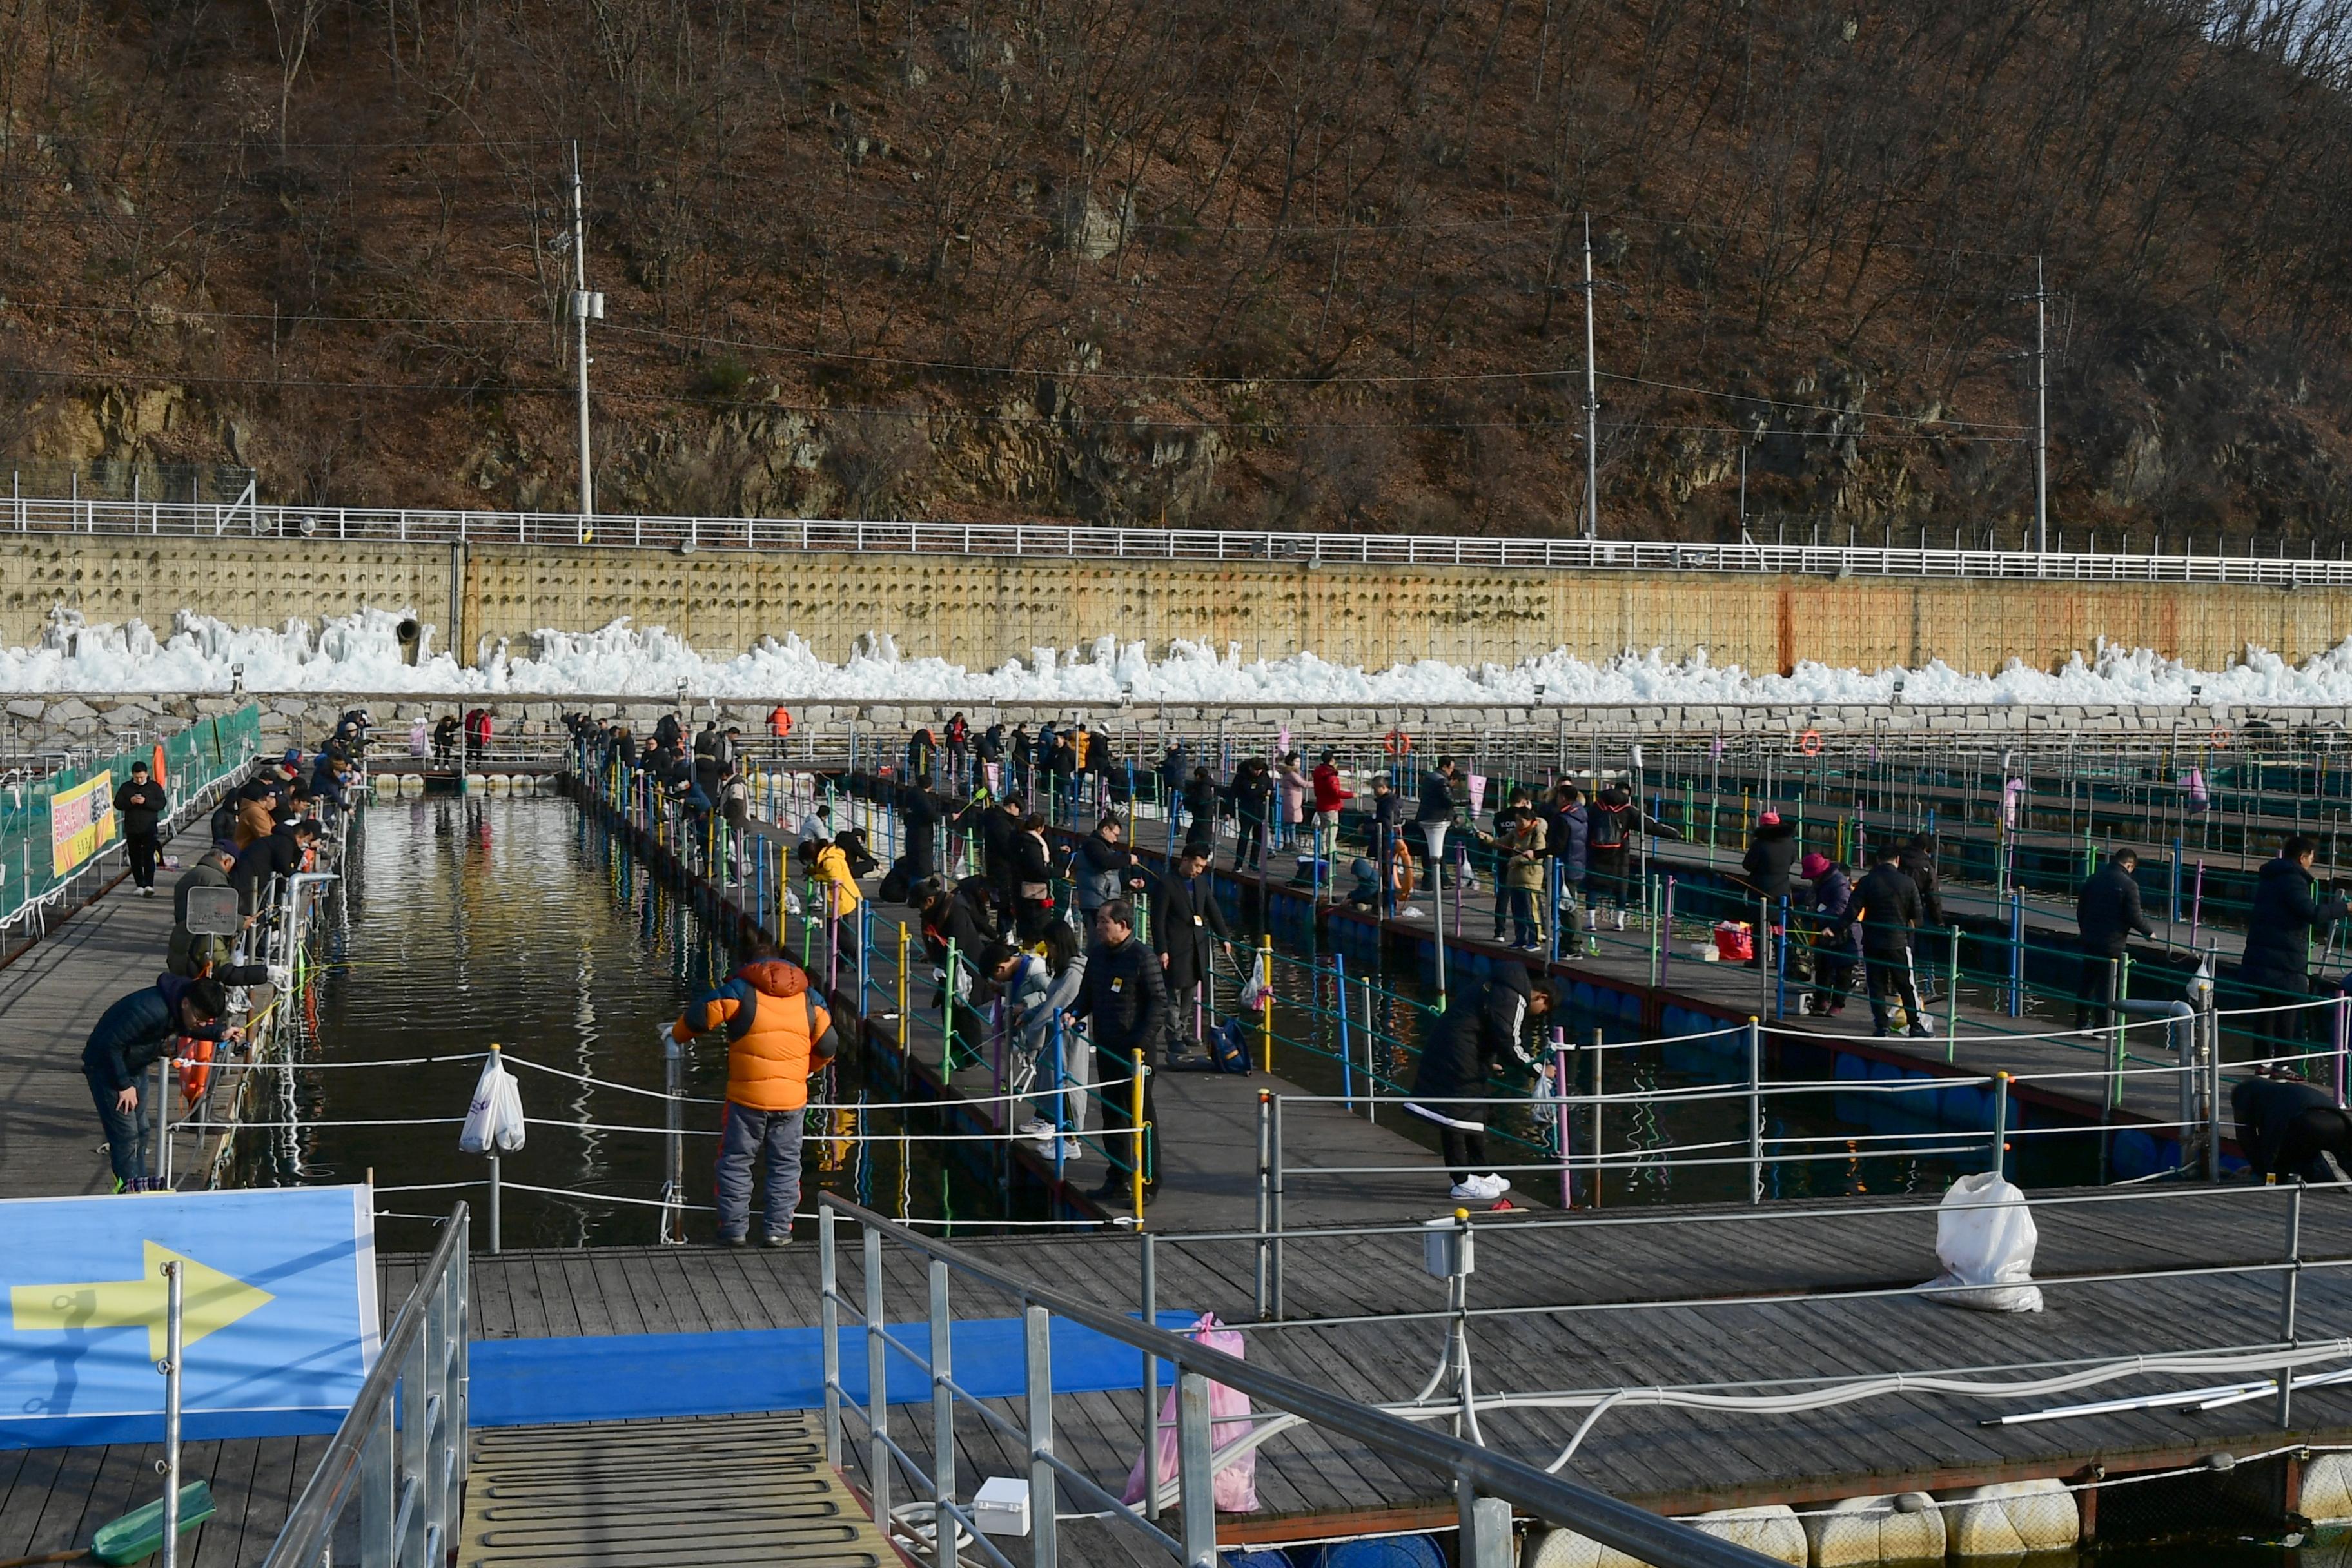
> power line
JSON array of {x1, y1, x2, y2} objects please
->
[
  {"x1": 0, "y1": 300, "x2": 2035, "y2": 430},
  {"x1": 0, "y1": 363, "x2": 2035, "y2": 441}
]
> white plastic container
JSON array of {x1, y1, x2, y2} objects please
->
[{"x1": 972, "y1": 1476, "x2": 1031, "y2": 1536}]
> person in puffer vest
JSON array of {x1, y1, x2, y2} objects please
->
[{"x1": 669, "y1": 940, "x2": 840, "y2": 1246}]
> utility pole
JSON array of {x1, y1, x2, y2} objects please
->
[
  {"x1": 1738, "y1": 445, "x2": 1749, "y2": 546},
  {"x1": 2033, "y1": 255, "x2": 2048, "y2": 555},
  {"x1": 1583, "y1": 214, "x2": 1600, "y2": 541},
  {"x1": 570, "y1": 141, "x2": 603, "y2": 543}
]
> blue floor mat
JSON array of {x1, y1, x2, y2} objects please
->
[{"x1": 470, "y1": 1311, "x2": 1202, "y2": 1427}]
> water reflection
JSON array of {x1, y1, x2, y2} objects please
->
[{"x1": 245, "y1": 797, "x2": 1019, "y2": 1251}]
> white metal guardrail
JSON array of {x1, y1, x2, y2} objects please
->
[
  {"x1": 262, "y1": 1204, "x2": 470, "y2": 1568},
  {"x1": 817, "y1": 1194, "x2": 1785, "y2": 1568},
  {"x1": 10, "y1": 492, "x2": 2352, "y2": 586}
]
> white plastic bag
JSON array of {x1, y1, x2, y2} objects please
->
[
  {"x1": 458, "y1": 1055, "x2": 527, "y2": 1154},
  {"x1": 1921, "y1": 1172, "x2": 2041, "y2": 1312},
  {"x1": 1237, "y1": 964, "x2": 1270, "y2": 1015}
]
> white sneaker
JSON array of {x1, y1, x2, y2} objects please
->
[
  {"x1": 1447, "y1": 1181, "x2": 1487, "y2": 1202},
  {"x1": 1055, "y1": 1137, "x2": 1083, "y2": 1161},
  {"x1": 1476, "y1": 1173, "x2": 1513, "y2": 1199},
  {"x1": 1017, "y1": 1117, "x2": 1055, "y2": 1140}
]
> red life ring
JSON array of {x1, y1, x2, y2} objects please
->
[
  {"x1": 1383, "y1": 729, "x2": 1413, "y2": 757},
  {"x1": 1799, "y1": 729, "x2": 1823, "y2": 756},
  {"x1": 2210, "y1": 727, "x2": 2231, "y2": 749}
]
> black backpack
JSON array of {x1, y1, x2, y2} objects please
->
[{"x1": 879, "y1": 856, "x2": 914, "y2": 906}]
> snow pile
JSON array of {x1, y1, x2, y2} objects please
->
[{"x1": 9, "y1": 604, "x2": 2352, "y2": 705}]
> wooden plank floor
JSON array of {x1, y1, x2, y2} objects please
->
[
  {"x1": 374, "y1": 1180, "x2": 2352, "y2": 1542},
  {"x1": 0, "y1": 819, "x2": 225, "y2": 1200},
  {"x1": 0, "y1": 1434, "x2": 338, "y2": 1567}
]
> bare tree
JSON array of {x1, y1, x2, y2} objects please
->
[{"x1": 263, "y1": 0, "x2": 329, "y2": 157}]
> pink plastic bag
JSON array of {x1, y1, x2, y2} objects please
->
[{"x1": 1121, "y1": 1315, "x2": 1258, "y2": 1513}]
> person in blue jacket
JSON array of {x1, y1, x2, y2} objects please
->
[{"x1": 82, "y1": 974, "x2": 234, "y2": 1191}]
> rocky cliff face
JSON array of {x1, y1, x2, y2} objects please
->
[{"x1": 5, "y1": 0, "x2": 2350, "y2": 544}]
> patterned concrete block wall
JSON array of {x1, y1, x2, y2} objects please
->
[
  {"x1": 0, "y1": 537, "x2": 453, "y2": 643},
  {"x1": 3, "y1": 534, "x2": 2351, "y2": 673}
]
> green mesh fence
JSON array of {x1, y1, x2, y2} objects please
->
[{"x1": 0, "y1": 704, "x2": 263, "y2": 917}]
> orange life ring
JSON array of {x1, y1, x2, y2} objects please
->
[
  {"x1": 1383, "y1": 729, "x2": 1413, "y2": 757},
  {"x1": 2210, "y1": 727, "x2": 2231, "y2": 749},
  {"x1": 770, "y1": 707, "x2": 794, "y2": 739},
  {"x1": 177, "y1": 1036, "x2": 214, "y2": 1106},
  {"x1": 1389, "y1": 839, "x2": 1418, "y2": 900},
  {"x1": 1799, "y1": 729, "x2": 1823, "y2": 756}
]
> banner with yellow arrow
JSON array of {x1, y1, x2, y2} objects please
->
[{"x1": 0, "y1": 1186, "x2": 377, "y2": 1449}]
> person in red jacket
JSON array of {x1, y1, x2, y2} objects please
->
[{"x1": 1309, "y1": 750, "x2": 1355, "y2": 875}]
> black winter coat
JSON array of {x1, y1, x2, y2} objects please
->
[
  {"x1": 1410, "y1": 965, "x2": 1534, "y2": 1113},
  {"x1": 1899, "y1": 845, "x2": 1947, "y2": 928},
  {"x1": 1544, "y1": 802, "x2": 1589, "y2": 877},
  {"x1": 2241, "y1": 858, "x2": 2350, "y2": 992},
  {"x1": 1416, "y1": 770, "x2": 1458, "y2": 825},
  {"x1": 1839, "y1": 862, "x2": 1923, "y2": 955},
  {"x1": 83, "y1": 974, "x2": 225, "y2": 1091},
  {"x1": 113, "y1": 779, "x2": 168, "y2": 838},
  {"x1": 2076, "y1": 861, "x2": 2155, "y2": 956},
  {"x1": 1741, "y1": 822, "x2": 1799, "y2": 899},
  {"x1": 2231, "y1": 1075, "x2": 2340, "y2": 1178},
  {"x1": 1075, "y1": 935, "x2": 1170, "y2": 1057},
  {"x1": 230, "y1": 830, "x2": 301, "y2": 914},
  {"x1": 1151, "y1": 872, "x2": 1232, "y2": 986},
  {"x1": 1230, "y1": 766, "x2": 1273, "y2": 821}
]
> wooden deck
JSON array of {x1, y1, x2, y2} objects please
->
[
  {"x1": 0, "y1": 1435, "x2": 335, "y2": 1568},
  {"x1": 21, "y1": 1181, "x2": 2346, "y2": 1563},
  {"x1": 386, "y1": 1180, "x2": 2352, "y2": 1542},
  {"x1": 0, "y1": 820, "x2": 237, "y2": 1200}
]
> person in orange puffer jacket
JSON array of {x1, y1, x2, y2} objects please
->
[{"x1": 669, "y1": 940, "x2": 840, "y2": 1246}]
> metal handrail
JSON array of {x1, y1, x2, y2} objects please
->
[
  {"x1": 262, "y1": 1203, "x2": 471, "y2": 1568},
  {"x1": 818, "y1": 1193, "x2": 1783, "y2": 1568},
  {"x1": 10, "y1": 491, "x2": 2352, "y2": 586}
]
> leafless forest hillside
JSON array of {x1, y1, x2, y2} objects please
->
[{"x1": 5, "y1": 0, "x2": 2352, "y2": 542}]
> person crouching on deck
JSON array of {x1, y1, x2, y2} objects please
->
[{"x1": 669, "y1": 939, "x2": 840, "y2": 1247}]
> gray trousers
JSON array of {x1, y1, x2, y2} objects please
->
[{"x1": 716, "y1": 1101, "x2": 805, "y2": 1240}]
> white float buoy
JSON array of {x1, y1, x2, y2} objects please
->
[{"x1": 1936, "y1": 1480, "x2": 2078, "y2": 1557}]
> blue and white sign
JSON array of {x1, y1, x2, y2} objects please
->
[{"x1": 0, "y1": 1186, "x2": 378, "y2": 1447}]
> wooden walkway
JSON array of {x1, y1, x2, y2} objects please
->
[
  {"x1": 25, "y1": 1181, "x2": 2344, "y2": 1563},
  {"x1": 383, "y1": 1181, "x2": 2352, "y2": 1541},
  {"x1": 0, "y1": 819, "x2": 229, "y2": 1200},
  {"x1": 0, "y1": 1435, "x2": 334, "y2": 1567},
  {"x1": 589, "y1": 781, "x2": 1477, "y2": 1235}
]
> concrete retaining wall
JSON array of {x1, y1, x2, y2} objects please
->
[{"x1": 3, "y1": 534, "x2": 2351, "y2": 672}]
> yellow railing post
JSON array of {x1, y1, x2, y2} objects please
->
[
  {"x1": 1260, "y1": 935, "x2": 1275, "y2": 1073},
  {"x1": 897, "y1": 923, "x2": 911, "y2": 1051},
  {"x1": 1131, "y1": 1048, "x2": 1149, "y2": 1223}
]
